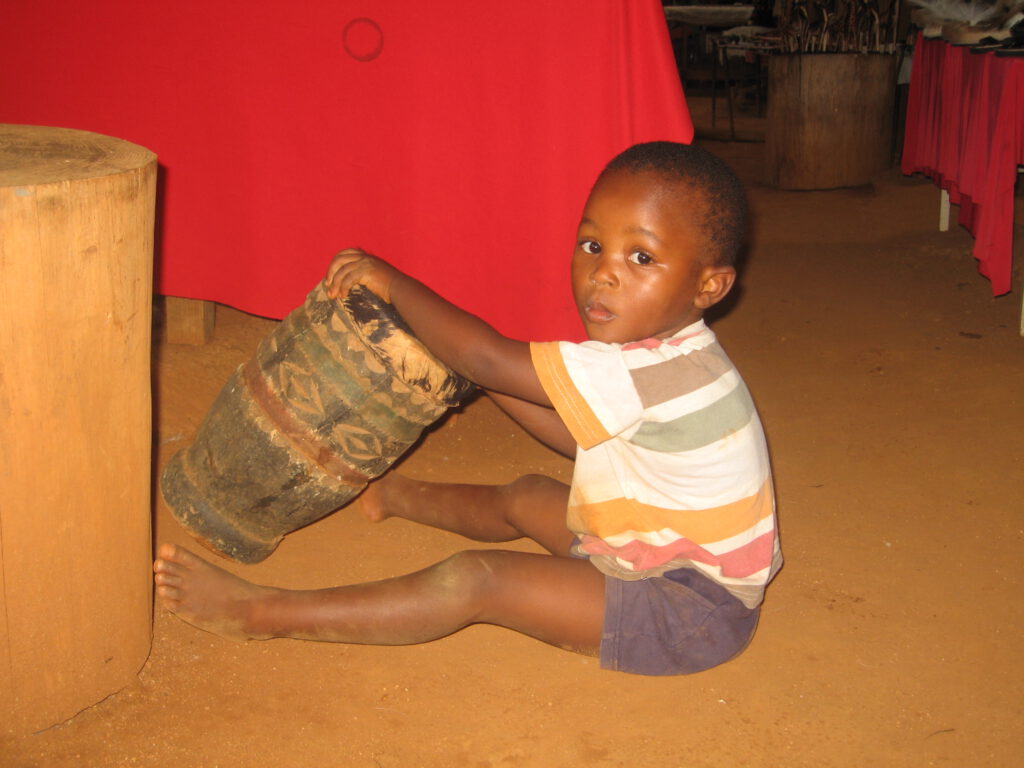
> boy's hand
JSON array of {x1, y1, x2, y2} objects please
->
[{"x1": 325, "y1": 248, "x2": 399, "y2": 303}]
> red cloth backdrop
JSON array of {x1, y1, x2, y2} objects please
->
[
  {"x1": 0, "y1": 0, "x2": 693, "y2": 341},
  {"x1": 901, "y1": 34, "x2": 1024, "y2": 297}
]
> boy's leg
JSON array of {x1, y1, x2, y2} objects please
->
[
  {"x1": 154, "y1": 543, "x2": 605, "y2": 654},
  {"x1": 360, "y1": 473, "x2": 574, "y2": 556},
  {"x1": 155, "y1": 473, "x2": 604, "y2": 653}
]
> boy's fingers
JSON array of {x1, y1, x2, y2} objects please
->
[
  {"x1": 325, "y1": 249, "x2": 370, "y2": 297},
  {"x1": 329, "y1": 260, "x2": 384, "y2": 302},
  {"x1": 336, "y1": 264, "x2": 360, "y2": 295},
  {"x1": 325, "y1": 248, "x2": 393, "y2": 303},
  {"x1": 327, "y1": 263, "x2": 360, "y2": 299}
]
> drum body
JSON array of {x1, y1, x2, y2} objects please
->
[{"x1": 161, "y1": 283, "x2": 473, "y2": 563}]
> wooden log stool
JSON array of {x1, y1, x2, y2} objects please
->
[
  {"x1": 765, "y1": 53, "x2": 900, "y2": 190},
  {"x1": 0, "y1": 125, "x2": 156, "y2": 734}
]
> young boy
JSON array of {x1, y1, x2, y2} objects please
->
[{"x1": 154, "y1": 141, "x2": 781, "y2": 676}]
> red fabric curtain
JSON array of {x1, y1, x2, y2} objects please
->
[
  {"x1": 1, "y1": 0, "x2": 692, "y2": 341},
  {"x1": 901, "y1": 35, "x2": 1024, "y2": 297}
]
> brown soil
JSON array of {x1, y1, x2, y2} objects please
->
[{"x1": 3, "y1": 100, "x2": 1022, "y2": 767}]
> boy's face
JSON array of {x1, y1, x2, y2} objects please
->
[{"x1": 571, "y1": 168, "x2": 733, "y2": 344}]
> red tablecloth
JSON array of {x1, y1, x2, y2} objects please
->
[
  {"x1": 0, "y1": 0, "x2": 692, "y2": 341},
  {"x1": 901, "y1": 34, "x2": 1024, "y2": 296}
]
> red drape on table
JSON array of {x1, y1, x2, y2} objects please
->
[
  {"x1": 0, "y1": 0, "x2": 693, "y2": 341},
  {"x1": 901, "y1": 34, "x2": 1024, "y2": 296}
]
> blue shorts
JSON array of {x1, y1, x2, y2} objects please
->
[{"x1": 600, "y1": 566, "x2": 760, "y2": 676}]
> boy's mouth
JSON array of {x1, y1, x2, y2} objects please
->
[{"x1": 583, "y1": 301, "x2": 616, "y2": 324}]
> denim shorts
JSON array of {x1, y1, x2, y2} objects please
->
[{"x1": 600, "y1": 566, "x2": 760, "y2": 676}]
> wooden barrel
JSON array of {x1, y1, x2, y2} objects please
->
[
  {"x1": 765, "y1": 53, "x2": 899, "y2": 190},
  {"x1": 0, "y1": 125, "x2": 156, "y2": 734},
  {"x1": 160, "y1": 283, "x2": 474, "y2": 563}
]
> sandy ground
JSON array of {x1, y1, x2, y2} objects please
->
[{"x1": 3, "y1": 98, "x2": 1023, "y2": 767}]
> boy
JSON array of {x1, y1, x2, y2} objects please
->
[{"x1": 154, "y1": 141, "x2": 781, "y2": 676}]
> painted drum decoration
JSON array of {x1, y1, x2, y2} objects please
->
[{"x1": 160, "y1": 282, "x2": 474, "y2": 563}]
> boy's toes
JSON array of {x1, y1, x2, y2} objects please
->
[
  {"x1": 153, "y1": 569, "x2": 182, "y2": 587},
  {"x1": 155, "y1": 583, "x2": 180, "y2": 602},
  {"x1": 156, "y1": 542, "x2": 188, "y2": 563}
]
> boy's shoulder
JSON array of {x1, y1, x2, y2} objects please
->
[{"x1": 535, "y1": 321, "x2": 729, "y2": 385}]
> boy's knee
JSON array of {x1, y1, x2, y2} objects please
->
[
  {"x1": 435, "y1": 550, "x2": 498, "y2": 592},
  {"x1": 505, "y1": 473, "x2": 557, "y2": 496},
  {"x1": 433, "y1": 550, "x2": 508, "y2": 617},
  {"x1": 503, "y1": 474, "x2": 568, "y2": 525}
]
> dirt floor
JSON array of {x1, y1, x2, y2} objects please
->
[{"x1": 3, "y1": 98, "x2": 1023, "y2": 767}]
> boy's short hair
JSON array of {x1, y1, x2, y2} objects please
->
[{"x1": 602, "y1": 141, "x2": 748, "y2": 267}]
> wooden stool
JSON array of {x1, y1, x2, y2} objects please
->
[{"x1": 0, "y1": 125, "x2": 156, "y2": 734}]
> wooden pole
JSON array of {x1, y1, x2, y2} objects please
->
[{"x1": 0, "y1": 125, "x2": 156, "y2": 734}]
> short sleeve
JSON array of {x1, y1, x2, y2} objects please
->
[{"x1": 531, "y1": 340, "x2": 644, "y2": 450}]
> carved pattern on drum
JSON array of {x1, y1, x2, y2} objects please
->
[
  {"x1": 331, "y1": 422, "x2": 384, "y2": 463},
  {"x1": 277, "y1": 360, "x2": 326, "y2": 417}
]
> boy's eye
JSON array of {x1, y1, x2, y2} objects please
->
[
  {"x1": 580, "y1": 240, "x2": 601, "y2": 255},
  {"x1": 628, "y1": 251, "x2": 654, "y2": 266}
]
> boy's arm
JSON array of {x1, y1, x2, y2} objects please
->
[
  {"x1": 326, "y1": 249, "x2": 552, "y2": 407},
  {"x1": 486, "y1": 391, "x2": 576, "y2": 459}
]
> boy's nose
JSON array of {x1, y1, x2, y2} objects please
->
[{"x1": 589, "y1": 255, "x2": 618, "y2": 286}]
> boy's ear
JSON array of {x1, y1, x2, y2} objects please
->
[{"x1": 694, "y1": 265, "x2": 737, "y2": 309}]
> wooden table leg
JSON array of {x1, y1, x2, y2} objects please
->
[{"x1": 164, "y1": 296, "x2": 215, "y2": 345}]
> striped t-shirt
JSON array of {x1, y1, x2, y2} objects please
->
[{"x1": 530, "y1": 320, "x2": 782, "y2": 609}]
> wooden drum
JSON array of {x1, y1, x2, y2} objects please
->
[
  {"x1": 160, "y1": 283, "x2": 473, "y2": 563},
  {"x1": 0, "y1": 125, "x2": 156, "y2": 734}
]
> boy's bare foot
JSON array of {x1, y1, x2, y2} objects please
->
[
  {"x1": 153, "y1": 543, "x2": 278, "y2": 641},
  {"x1": 356, "y1": 478, "x2": 389, "y2": 523},
  {"x1": 357, "y1": 472, "x2": 418, "y2": 523}
]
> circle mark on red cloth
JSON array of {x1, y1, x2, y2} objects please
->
[{"x1": 343, "y1": 17, "x2": 384, "y2": 62}]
